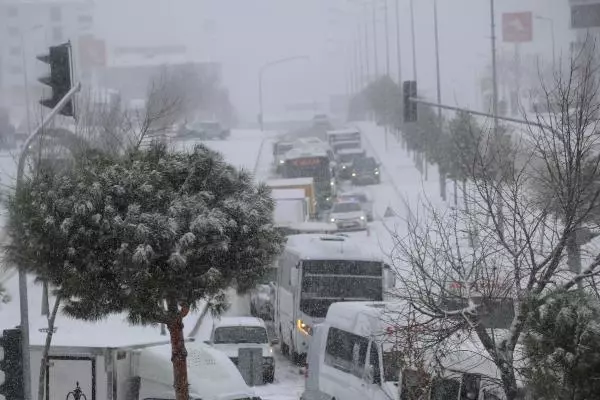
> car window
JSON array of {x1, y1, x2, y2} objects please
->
[
  {"x1": 213, "y1": 326, "x2": 268, "y2": 344},
  {"x1": 332, "y1": 202, "x2": 362, "y2": 213}
]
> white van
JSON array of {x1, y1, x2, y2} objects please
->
[
  {"x1": 301, "y1": 301, "x2": 508, "y2": 400},
  {"x1": 209, "y1": 317, "x2": 276, "y2": 383},
  {"x1": 137, "y1": 342, "x2": 261, "y2": 400}
]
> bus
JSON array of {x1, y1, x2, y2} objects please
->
[
  {"x1": 274, "y1": 234, "x2": 394, "y2": 363},
  {"x1": 282, "y1": 147, "x2": 336, "y2": 212}
]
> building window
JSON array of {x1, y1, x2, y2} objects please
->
[
  {"x1": 8, "y1": 26, "x2": 20, "y2": 37},
  {"x1": 7, "y1": 6, "x2": 18, "y2": 18},
  {"x1": 52, "y1": 27, "x2": 63, "y2": 42},
  {"x1": 9, "y1": 47, "x2": 21, "y2": 57},
  {"x1": 50, "y1": 6, "x2": 62, "y2": 22}
]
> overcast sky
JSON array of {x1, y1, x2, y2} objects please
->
[{"x1": 95, "y1": 0, "x2": 573, "y2": 122}]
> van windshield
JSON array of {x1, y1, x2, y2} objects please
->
[{"x1": 213, "y1": 326, "x2": 268, "y2": 344}]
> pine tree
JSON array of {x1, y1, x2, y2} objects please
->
[
  {"x1": 523, "y1": 291, "x2": 600, "y2": 399},
  {"x1": 6, "y1": 142, "x2": 284, "y2": 400}
]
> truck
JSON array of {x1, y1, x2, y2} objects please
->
[
  {"x1": 281, "y1": 147, "x2": 336, "y2": 213},
  {"x1": 272, "y1": 188, "x2": 309, "y2": 226},
  {"x1": 266, "y1": 177, "x2": 317, "y2": 219}
]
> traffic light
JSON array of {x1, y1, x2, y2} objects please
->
[
  {"x1": 460, "y1": 373, "x2": 481, "y2": 400},
  {"x1": 0, "y1": 327, "x2": 24, "y2": 400},
  {"x1": 403, "y1": 80, "x2": 417, "y2": 122},
  {"x1": 38, "y1": 42, "x2": 74, "y2": 117}
]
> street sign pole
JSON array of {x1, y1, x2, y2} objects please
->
[{"x1": 17, "y1": 82, "x2": 81, "y2": 400}]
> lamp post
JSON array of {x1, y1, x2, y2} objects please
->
[
  {"x1": 19, "y1": 24, "x2": 43, "y2": 135},
  {"x1": 535, "y1": 15, "x2": 556, "y2": 70},
  {"x1": 258, "y1": 56, "x2": 310, "y2": 131}
]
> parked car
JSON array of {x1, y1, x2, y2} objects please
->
[
  {"x1": 350, "y1": 156, "x2": 381, "y2": 185},
  {"x1": 329, "y1": 201, "x2": 368, "y2": 231},
  {"x1": 178, "y1": 120, "x2": 230, "y2": 140},
  {"x1": 337, "y1": 191, "x2": 373, "y2": 222},
  {"x1": 208, "y1": 317, "x2": 276, "y2": 384}
]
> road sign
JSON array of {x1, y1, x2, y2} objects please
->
[
  {"x1": 384, "y1": 207, "x2": 397, "y2": 218},
  {"x1": 571, "y1": 2, "x2": 600, "y2": 28},
  {"x1": 502, "y1": 12, "x2": 533, "y2": 43}
]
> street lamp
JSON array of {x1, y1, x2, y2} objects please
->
[
  {"x1": 20, "y1": 24, "x2": 43, "y2": 135},
  {"x1": 535, "y1": 15, "x2": 556, "y2": 70},
  {"x1": 258, "y1": 55, "x2": 310, "y2": 131}
]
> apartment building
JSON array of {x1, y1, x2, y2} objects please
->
[{"x1": 0, "y1": 0, "x2": 95, "y2": 110}]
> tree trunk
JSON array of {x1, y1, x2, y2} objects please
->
[
  {"x1": 498, "y1": 362, "x2": 519, "y2": 400},
  {"x1": 38, "y1": 295, "x2": 61, "y2": 400},
  {"x1": 168, "y1": 315, "x2": 189, "y2": 400}
]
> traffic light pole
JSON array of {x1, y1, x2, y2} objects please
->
[
  {"x1": 408, "y1": 96, "x2": 550, "y2": 129},
  {"x1": 16, "y1": 81, "x2": 81, "y2": 400}
]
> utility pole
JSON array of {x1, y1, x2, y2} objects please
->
[
  {"x1": 433, "y1": 0, "x2": 444, "y2": 199},
  {"x1": 394, "y1": 0, "x2": 402, "y2": 85},
  {"x1": 362, "y1": 8, "x2": 371, "y2": 83},
  {"x1": 410, "y1": 0, "x2": 418, "y2": 81},
  {"x1": 384, "y1": 0, "x2": 391, "y2": 76},
  {"x1": 490, "y1": 0, "x2": 499, "y2": 136},
  {"x1": 357, "y1": 27, "x2": 365, "y2": 89},
  {"x1": 372, "y1": 0, "x2": 379, "y2": 78}
]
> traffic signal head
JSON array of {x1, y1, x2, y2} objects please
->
[
  {"x1": 403, "y1": 80, "x2": 417, "y2": 123},
  {"x1": 460, "y1": 373, "x2": 481, "y2": 400},
  {"x1": 38, "y1": 42, "x2": 74, "y2": 117},
  {"x1": 0, "y1": 328, "x2": 24, "y2": 400}
]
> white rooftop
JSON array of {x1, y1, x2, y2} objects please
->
[
  {"x1": 266, "y1": 177, "x2": 314, "y2": 187},
  {"x1": 212, "y1": 316, "x2": 266, "y2": 329},
  {"x1": 327, "y1": 128, "x2": 360, "y2": 135},
  {"x1": 284, "y1": 233, "x2": 384, "y2": 261}
]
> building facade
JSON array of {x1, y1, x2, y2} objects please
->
[{"x1": 0, "y1": 0, "x2": 95, "y2": 116}]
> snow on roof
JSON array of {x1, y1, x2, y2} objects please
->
[
  {"x1": 0, "y1": 274, "x2": 205, "y2": 348},
  {"x1": 285, "y1": 147, "x2": 329, "y2": 159},
  {"x1": 266, "y1": 177, "x2": 314, "y2": 187},
  {"x1": 325, "y1": 301, "x2": 412, "y2": 337},
  {"x1": 271, "y1": 188, "x2": 306, "y2": 200},
  {"x1": 139, "y1": 342, "x2": 251, "y2": 398},
  {"x1": 212, "y1": 316, "x2": 266, "y2": 329},
  {"x1": 327, "y1": 128, "x2": 360, "y2": 135},
  {"x1": 284, "y1": 234, "x2": 384, "y2": 261},
  {"x1": 336, "y1": 148, "x2": 365, "y2": 155}
]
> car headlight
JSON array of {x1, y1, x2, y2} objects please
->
[
  {"x1": 263, "y1": 356, "x2": 274, "y2": 365},
  {"x1": 342, "y1": 165, "x2": 346, "y2": 169},
  {"x1": 297, "y1": 319, "x2": 313, "y2": 336},
  {"x1": 330, "y1": 218, "x2": 336, "y2": 222},
  {"x1": 360, "y1": 215, "x2": 365, "y2": 220},
  {"x1": 374, "y1": 170, "x2": 379, "y2": 175},
  {"x1": 352, "y1": 172, "x2": 356, "y2": 177},
  {"x1": 279, "y1": 159, "x2": 284, "y2": 164}
]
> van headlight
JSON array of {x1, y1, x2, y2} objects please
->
[
  {"x1": 330, "y1": 217, "x2": 336, "y2": 223},
  {"x1": 342, "y1": 165, "x2": 346, "y2": 169},
  {"x1": 374, "y1": 170, "x2": 379, "y2": 175},
  {"x1": 360, "y1": 215, "x2": 365, "y2": 220},
  {"x1": 297, "y1": 319, "x2": 313, "y2": 336},
  {"x1": 352, "y1": 172, "x2": 356, "y2": 177},
  {"x1": 279, "y1": 159, "x2": 285, "y2": 164}
]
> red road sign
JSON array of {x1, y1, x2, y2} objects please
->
[{"x1": 502, "y1": 12, "x2": 533, "y2": 43}]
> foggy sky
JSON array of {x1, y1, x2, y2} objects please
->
[{"x1": 94, "y1": 0, "x2": 572, "y2": 122}]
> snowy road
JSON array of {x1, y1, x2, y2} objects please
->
[{"x1": 191, "y1": 124, "x2": 442, "y2": 398}]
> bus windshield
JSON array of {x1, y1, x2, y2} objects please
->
[{"x1": 299, "y1": 260, "x2": 383, "y2": 317}]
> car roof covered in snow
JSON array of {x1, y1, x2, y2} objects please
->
[
  {"x1": 139, "y1": 342, "x2": 253, "y2": 398},
  {"x1": 266, "y1": 177, "x2": 314, "y2": 187},
  {"x1": 336, "y1": 148, "x2": 365, "y2": 155},
  {"x1": 327, "y1": 128, "x2": 360, "y2": 136},
  {"x1": 213, "y1": 316, "x2": 266, "y2": 329},
  {"x1": 284, "y1": 233, "x2": 383, "y2": 261}
]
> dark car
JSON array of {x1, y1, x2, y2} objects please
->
[
  {"x1": 350, "y1": 157, "x2": 380, "y2": 185},
  {"x1": 336, "y1": 149, "x2": 366, "y2": 180},
  {"x1": 178, "y1": 121, "x2": 230, "y2": 140}
]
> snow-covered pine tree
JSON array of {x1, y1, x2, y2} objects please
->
[
  {"x1": 523, "y1": 291, "x2": 600, "y2": 399},
  {"x1": 6, "y1": 142, "x2": 284, "y2": 400}
]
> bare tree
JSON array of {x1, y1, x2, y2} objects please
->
[{"x1": 389, "y1": 44, "x2": 600, "y2": 400}]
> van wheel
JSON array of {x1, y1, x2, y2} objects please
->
[{"x1": 280, "y1": 328, "x2": 289, "y2": 355}]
